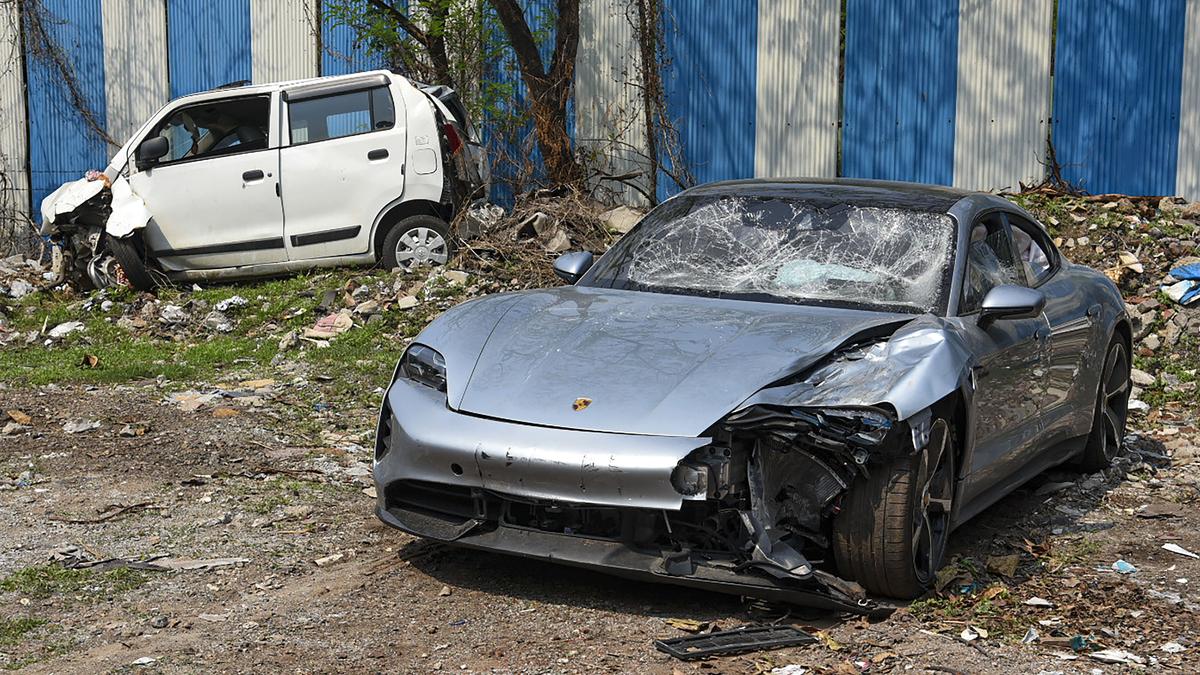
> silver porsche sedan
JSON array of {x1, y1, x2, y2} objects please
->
[{"x1": 372, "y1": 179, "x2": 1131, "y2": 614}]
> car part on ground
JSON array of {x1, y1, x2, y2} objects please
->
[{"x1": 653, "y1": 625, "x2": 817, "y2": 661}]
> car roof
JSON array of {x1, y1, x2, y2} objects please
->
[
  {"x1": 166, "y1": 70, "x2": 397, "y2": 106},
  {"x1": 683, "y1": 177, "x2": 979, "y2": 213}
]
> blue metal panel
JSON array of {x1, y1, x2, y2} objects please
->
[
  {"x1": 658, "y1": 0, "x2": 757, "y2": 201},
  {"x1": 26, "y1": 0, "x2": 109, "y2": 211},
  {"x1": 842, "y1": 0, "x2": 959, "y2": 185},
  {"x1": 167, "y1": 0, "x2": 252, "y2": 98},
  {"x1": 1053, "y1": 0, "x2": 1186, "y2": 196},
  {"x1": 321, "y1": 12, "x2": 387, "y2": 76}
]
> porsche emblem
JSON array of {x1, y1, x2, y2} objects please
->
[{"x1": 572, "y1": 397, "x2": 592, "y2": 411}]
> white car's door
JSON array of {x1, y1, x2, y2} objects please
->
[
  {"x1": 128, "y1": 93, "x2": 285, "y2": 270},
  {"x1": 279, "y1": 75, "x2": 407, "y2": 259}
]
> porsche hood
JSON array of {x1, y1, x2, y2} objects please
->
[{"x1": 448, "y1": 286, "x2": 911, "y2": 436}]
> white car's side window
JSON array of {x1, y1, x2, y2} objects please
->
[
  {"x1": 288, "y1": 87, "x2": 395, "y2": 146},
  {"x1": 151, "y1": 96, "x2": 272, "y2": 166}
]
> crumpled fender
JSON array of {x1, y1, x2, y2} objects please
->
[
  {"x1": 105, "y1": 176, "x2": 153, "y2": 238},
  {"x1": 38, "y1": 176, "x2": 107, "y2": 234},
  {"x1": 734, "y1": 315, "x2": 975, "y2": 421}
]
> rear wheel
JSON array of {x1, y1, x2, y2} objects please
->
[
  {"x1": 1077, "y1": 337, "x2": 1130, "y2": 471},
  {"x1": 381, "y1": 215, "x2": 453, "y2": 271},
  {"x1": 832, "y1": 419, "x2": 955, "y2": 599},
  {"x1": 107, "y1": 234, "x2": 157, "y2": 291}
]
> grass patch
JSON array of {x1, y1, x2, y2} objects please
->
[
  {"x1": 0, "y1": 565, "x2": 148, "y2": 599},
  {"x1": 0, "y1": 618, "x2": 47, "y2": 646}
]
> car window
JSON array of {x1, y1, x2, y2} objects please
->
[
  {"x1": 288, "y1": 86, "x2": 395, "y2": 145},
  {"x1": 151, "y1": 96, "x2": 270, "y2": 164},
  {"x1": 1005, "y1": 213, "x2": 1056, "y2": 285},
  {"x1": 961, "y1": 213, "x2": 1024, "y2": 314}
]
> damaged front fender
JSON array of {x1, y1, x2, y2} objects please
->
[
  {"x1": 736, "y1": 315, "x2": 975, "y2": 423},
  {"x1": 39, "y1": 173, "x2": 152, "y2": 239}
]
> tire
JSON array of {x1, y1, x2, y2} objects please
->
[
  {"x1": 381, "y1": 215, "x2": 454, "y2": 271},
  {"x1": 107, "y1": 234, "x2": 157, "y2": 291},
  {"x1": 832, "y1": 419, "x2": 956, "y2": 600},
  {"x1": 1077, "y1": 337, "x2": 1130, "y2": 472}
]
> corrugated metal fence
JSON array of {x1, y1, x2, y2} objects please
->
[{"x1": 6, "y1": 0, "x2": 1200, "y2": 223}]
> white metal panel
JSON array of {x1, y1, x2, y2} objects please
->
[
  {"x1": 754, "y1": 0, "x2": 839, "y2": 179},
  {"x1": 953, "y1": 0, "x2": 1053, "y2": 192},
  {"x1": 1178, "y1": 0, "x2": 1200, "y2": 199},
  {"x1": 0, "y1": 3, "x2": 30, "y2": 219},
  {"x1": 102, "y1": 0, "x2": 169, "y2": 146},
  {"x1": 251, "y1": 0, "x2": 318, "y2": 84},
  {"x1": 575, "y1": 0, "x2": 649, "y2": 205}
]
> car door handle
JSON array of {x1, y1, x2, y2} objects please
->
[
  {"x1": 367, "y1": 149, "x2": 389, "y2": 160},
  {"x1": 242, "y1": 169, "x2": 265, "y2": 181}
]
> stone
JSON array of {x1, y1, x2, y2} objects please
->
[
  {"x1": 394, "y1": 295, "x2": 419, "y2": 310},
  {"x1": 542, "y1": 229, "x2": 571, "y2": 253},
  {"x1": 1130, "y1": 368, "x2": 1155, "y2": 387},
  {"x1": 1143, "y1": 333, "x2": 1162, "y2": 351},
  {"x1": 8, "y1": 279, "x2": 33, "y2": 299},
  {"x1": 443, "y1": 270, "x2": 469, "y2": 285},
  {"x1": 601, "y1": 205, "x2": 643, "y2": 234}
]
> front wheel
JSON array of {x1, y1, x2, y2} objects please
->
[
  {"x1": 107, "y1": 234, "x2": 157, "y2": 291},
  {"x1": 381, "y1": 215, "x2": 453, "y2": 271},
  {"x1": 1077, "y1": 337, "x2": 1130, "y2": 471},
  {"x1": 832, "y1": 419, "x2": 955, "y2": 599}
]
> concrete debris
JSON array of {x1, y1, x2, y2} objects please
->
[
  {"x1": 47, "y1": 321, "x2": 84, "y2": 339},
  {"x1": 62, "y1": 419, "x2": 101, "y2": 434},
  {"x1": 9, "y1": 279, "x2": 34, "y2": 298},
  {"x1": 600, "y1": 205, "x2": 643, "y2": 234},
  {"x1": 304, "y1": 311, "x2": 353, "y2": 339},
  {"x1": 215, "y1": 295, "x2": 249, "y2": 312}
]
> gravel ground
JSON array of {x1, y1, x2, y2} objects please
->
[{"x1": 2, "y1": 383, "x2": 1197, "y2": 674}]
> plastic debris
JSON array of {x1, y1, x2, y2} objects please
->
[
  {"x1": 304, "y1": 311, "x2": 353, "y2": 339},
  {"x1": 1162, "y1": 543, "x2": 1200, "y2": 559},
  {"x1": 1164, "y1": 263, "x2": 1200, "y2": 304},
  {"x1": 215, "y1": 295, "x2": 248, "y2": 312},
  {"x1": 770, "y1": 666, "x2": 808, "y2": 675},
  {"x1": 1024, "y1": 596, "x2": 1054, "y2": 607},
  {"x1": 1161, "y1": 642, "x2": 1186, "y2": 653},
  {"x1": 1088, "y1": 649, "x2": 1145, "y2": 665},
  {"x1": 47, "y1": 321, "x2": 84, "y2": 339},
  {"x1": 960, "y1": 626, "x2": 987, "y2": 641},
  {"x1": 1022, "y1": 627, "x2": 1039, "y2": 644},
  {"x1": 1112, "y1": 559, "x2": 1138, "y2": 574},
  {"x1": 654, "y1": 625, "x2": 816, "y2": 661}
]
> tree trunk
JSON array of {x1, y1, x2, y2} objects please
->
[{"x1": 488, "y1": 0, "x2": 582, "y2": 185}]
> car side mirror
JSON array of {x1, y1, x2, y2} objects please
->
[
  {"x1": 978, "y1": 285, "x2": 1045, "y2": 328},
  {"x1": 135, "y1": 136, "x2": 170, "y2": 170},
  {"x1": 553, "y1": 251, "x2": 594, "y2": 284}
]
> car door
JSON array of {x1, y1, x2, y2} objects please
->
[
  {"x1": 957, "y1": 212, "x2": 1051, "y2": 504},
  {"x1": 128, "y1": 94, "x2": 285, "y2": 270},
  {"x1": 279, "y1": 76, "x2": 407, "y2": 260},
  {"x1": 1005, "y1": 211, "x2": 1096, "y2": 446}
]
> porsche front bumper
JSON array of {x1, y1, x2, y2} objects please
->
[{"x1": 373, "y1": 379, "x2": 883, "y2": 615}]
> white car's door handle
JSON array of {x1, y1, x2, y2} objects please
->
[
  {"x1": 368, "y1": 149, "x2": 389, "y2": 161},
  {"x1": 242, "y1": 169, "x2": 265, "y2": 182}
]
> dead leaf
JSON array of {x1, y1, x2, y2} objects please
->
[
  {"x1": 665, "y1": 618, "x2": 709, "y2": 633},
  {"x1": 80, "y1": 353, "x2": 100, "y2": 368},
  {"x1": 816, "y1": 630, "x2": 843, "y2": 651},
  {"x1": 212, "y1": 407, "x2": 240, "y2": 419},
  {"x1": 5, "y1": 410, "x2": 31, "y2": 425}
]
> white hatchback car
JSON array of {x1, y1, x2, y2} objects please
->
[{"x1": 39, "y1": 71, "x2": 487, "y2": 290}]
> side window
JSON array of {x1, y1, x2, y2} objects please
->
[
  {"x1": 288, "y1": 86, "x2": 395, "y2": 145},
  {"x1": 961, "y1": 214, "x2": 1023, "y2": 314},
  {"x1": 151, "y1": 96, "x2": 271, "y2": 164},
  {"x1": 1005, "y1": 213, "x2": 1056, "y2": 286}
]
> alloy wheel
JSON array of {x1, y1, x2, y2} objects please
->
[
  {"x1": 394, "y1": 226, "x2": 449, "y2": 269},
  {"x1": 1098, "y1": 342, "x2": 1131, "y2": 462},
  {"x1": 912, "y1": 419, "x2": 954, "y2": 586}
]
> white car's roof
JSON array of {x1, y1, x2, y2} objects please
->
[{"x1": 168, "y1": 69, "x2": 399, "y2": 105}]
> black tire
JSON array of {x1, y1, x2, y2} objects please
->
[
  {"x1": 832, "y1": 419, "x2": 956, "y2": 600},
  {"x1": 380, "y1": 215, "x2": 454, "y2": 271},
  {"x1": 108, "y1": 234, "x2": 157, "y2": 291},
  {"x1": 1077, "y1": 337, "x2": 1130, "y2": 472}
]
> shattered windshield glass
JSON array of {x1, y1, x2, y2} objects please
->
[{"x1": 582, "y1": 195, "x2": 956, "y2": 313}]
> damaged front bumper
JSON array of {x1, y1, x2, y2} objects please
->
[{"x1": 374, "y1": 379, "x2": 887, "y2": 615}]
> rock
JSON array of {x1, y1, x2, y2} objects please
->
[
  {"x1": 278, "y1": 330, "x2": 298, "y2": 351},
  {"x1": 443, "y1": 270, "x2": 469, "y2": 285},
  {"x1": 1142, "y1": 333, "x2": 1161, "y2": 351},
  {"x1": 1159, "y1": 196, "x2": 1184, "y2": 214},
  {"x1": 48, "y1": 321, "x2": 84, "y2": 339},
  {"x1": 353, "y1": 300, "x2": 379, "y2": 316},
  {"x1": 1180, "y1": 201, "x2": 1200, "y2": 220},
  {"x1": 542, "y1": 229, "x2": 571, "y2": 253},
  {"x1": 149, "y1": 616, "x2": 168, "y2": 629},
  {"x1": 203, "y1": 310, "x2": 233, "y2": 332},
  {"x1": 394, "y1": 295, "x2": 419, "y2": 310},
  {"x1": 215, "y1": 295, "x2": 248, "y2": 312},
  {"x1": 62, "y1": 419, "x2": 101, "y2": 434},
  {"x1": 314, "y1": 553, "x2": 344, "y2": 567},
  {"x1": 159, "y1": 304, "x2": 189, "y2": 324},
  {"x1": 9, "y1": 279, "x2": 34, "y2": 298},
  {"x1": 601, "y1": 205, "x2": 643, "y2": 234},
  {"x1": 1130, "y1": 368, "x2": 1155, "y2": 387}
]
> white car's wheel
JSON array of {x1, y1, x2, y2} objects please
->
[{"x1": 382, "y1": 216, "x2": 453, "y2": 271}]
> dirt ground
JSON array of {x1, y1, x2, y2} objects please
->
[{"x1": 2, "y1": 380, "x2": 1197, "y2": 674}]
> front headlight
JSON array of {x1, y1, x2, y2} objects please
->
[{"x1": 398, "y1": 343, "x2": 447, "y2": 391}]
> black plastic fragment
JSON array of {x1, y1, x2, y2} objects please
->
[{"x1": 653, "y1": 624, "x2": 817, "y2": 661}]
